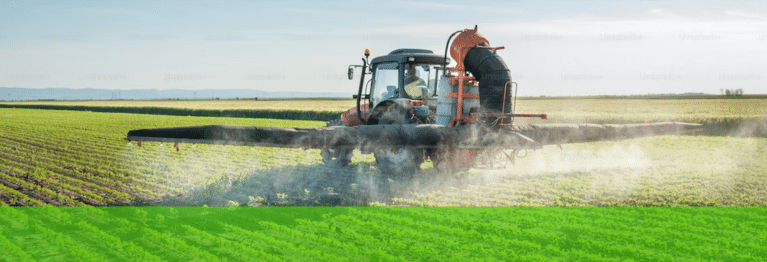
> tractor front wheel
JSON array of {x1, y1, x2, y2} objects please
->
[
  {"x1": 373, "y1": 112, "x2": 424, "y2": 180},
  {"x1": 320, "y1": 119, "x2": 353, "y2": 167}
]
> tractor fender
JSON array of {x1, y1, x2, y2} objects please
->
[{"x1": 340, "y1": 103, "x2": 370, "y2": 127}]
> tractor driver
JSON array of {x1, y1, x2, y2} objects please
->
[{"x1": 404, "y1": 64, "x2": 427, "y2": 99}]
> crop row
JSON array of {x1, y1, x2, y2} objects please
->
[
  {"x1": 0, "y1": 181, "x2": 45, "y2": 207},
  {"x1": 0, "y1": 138, "x2": 169, "y2": 197},
  {"x1": 0, "y1": 158, "x2": 108, "y2": 205},
  {"x1": 0, "y1": 108, "x2": 326, "y2": 205},
  {"x1": 0, "y1": 166, "x2": 84, "y2": 206},
  {"x1": 0, "y1": 147, "x2": 152, "y2": 204}
]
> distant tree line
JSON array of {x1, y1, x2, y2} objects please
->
[{"x1": 721, "y1": 88, "x2": 744, "y2": 96}]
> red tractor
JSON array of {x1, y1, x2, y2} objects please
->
[{"x1": 323, "y1": 26, "x2": 545, "y2": 176}]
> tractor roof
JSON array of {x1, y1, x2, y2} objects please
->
[{"x1": 370, "y1": 48, "x2": 449, "y2": 66}]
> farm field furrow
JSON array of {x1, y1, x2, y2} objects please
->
[
  {"x1": 0, "y1": 108, "x2": 325, "y2": 205},
  {"x1": 0, "y1": 150, "x2": 161, "y2": 203},
  {"x1": 0, "y1": 162, "x2": 107, "y2": 206},
  {"x1": 0, "y1": 151, "x2": 129, "y2": 202},
  {"x1": 0, "y1": 129, "x2": 177, "y2": 182},
  {"x1": 0, "y1": 140, "x2": 170, "y2": 195},
  {"x1": 0, "y1": 168, "x2": 82, "y2": 206},
  {"x1": 0, "y1": 182, "x2": 45, "y2": 207}
]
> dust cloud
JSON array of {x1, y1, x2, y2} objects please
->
[{"x1": 122, "y1": 133, "x2": 766, "y2": 207}]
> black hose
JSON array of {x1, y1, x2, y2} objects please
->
[{"x1": 463, "y1": 42, "x2": 512, "y2": 114}]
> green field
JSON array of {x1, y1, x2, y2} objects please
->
[
  {"x1": 1, "y1": 108, "x2": 765, "y2": 207},
  {"x1": 1, "y1": 207, "x2": 765, "y2": 261}
]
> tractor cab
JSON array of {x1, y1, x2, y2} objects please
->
[
  {"x1": 367, "y1": 49, "x2": 448, "y2": 106},
  {"x1": 346, "y1": 49, "x2": 450, "y2": 126}
]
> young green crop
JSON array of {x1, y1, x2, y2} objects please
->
[
  {"x1": 2, "y1": 207, "x2": 764, "y2": 261},
  {"x1": 176, "y1": 224, "x2": 283, "y2": 262},
  {"x1": 0, "y1": 229, "x2": 35, "y2": 262},
  {"x1": 69, "y1": 221, "x2": 164, "y2": 262}
]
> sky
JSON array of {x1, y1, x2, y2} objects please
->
[{"x1": 1, "y1": 0, "x2": 766, "y2": 96}]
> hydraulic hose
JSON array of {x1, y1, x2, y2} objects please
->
[{"x1": 443, "y1": 31, "x2": 462, "y2": 69}]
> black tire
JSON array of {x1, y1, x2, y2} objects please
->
[
  {"x1": 373, "y1": 111, "x2": 424, "y2": 179},
  {"x1": 320, "y1": 119, "x2": 353, "y2": 167}
]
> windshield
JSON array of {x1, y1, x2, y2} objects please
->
[
  {"x1": 404, "y1": 63, "x2": 433, "y2": 100},
  {"x1": 370, "y1": 62, "x2": 399, "y2": 106}
]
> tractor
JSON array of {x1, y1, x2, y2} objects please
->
[
  {"x1": 324, "y1": 26, "x2": 546, "y2": 176},
  {"x1": 125, "y1": 26, "x2": 702, "y2": 179}
]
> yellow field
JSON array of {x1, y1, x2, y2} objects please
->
[
  {"x1": 513, "y1": 98, "x2": 767, "y2": 122},
  {"x1": 1, "y1": 99, "x2": 357, "y2": 112}
]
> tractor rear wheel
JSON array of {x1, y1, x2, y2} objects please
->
[
  {"x1": 373, "y1": 112, "x2": 424, "y2": 179},
  {"x1": 320, "y1": 119, "x2": 353, "y2": 167}
]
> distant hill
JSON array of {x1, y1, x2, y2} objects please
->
[{"x1": 0, "y1": 87, "x2": 349, "y2": 101}]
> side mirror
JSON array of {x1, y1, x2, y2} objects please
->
[{"x1": 348, "y1": 67, "x2": 354, "y2": 80}]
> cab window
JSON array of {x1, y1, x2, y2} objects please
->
[
  {"x1": 370, "y1": 62, "x2": 399, "y2": 106},
  {"x1": 404, "y1": 63, "x2": 433, "y2": 100}
]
